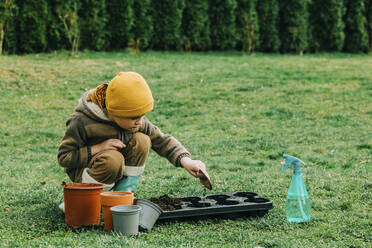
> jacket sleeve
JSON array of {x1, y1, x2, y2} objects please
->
[
  {"x1": 57, "y1": 114, "x2": 89, "y2": 169},
  {"x1": 140, "y1": 117, "x2": 191, "y2": 167}
]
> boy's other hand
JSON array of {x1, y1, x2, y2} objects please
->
[
  {"x1": 91, "y1": 139, "x2": 126, "y2": 156},
  {"x1": 181, "y1": 157, "x2": 212, "y2": 190},
  {"x1": 180, "y1": 157, "x2": 207, "y2": 178}
]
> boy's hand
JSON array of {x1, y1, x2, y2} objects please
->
[
  {"x1": 181, "y1": 157, "x2": 212, "y2": 190},
  {"x1": 91, "y1": 139, "x2": 126, "y2": 156},
  {"x1": 180, "y1": 157, "x2": 206, "y2": 178}
]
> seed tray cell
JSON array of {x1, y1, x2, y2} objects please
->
[{"x1": 151, "y1": 191, "x2": 273, "y2": 220}]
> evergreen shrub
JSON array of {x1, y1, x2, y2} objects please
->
[
  {"x1": 343, "y1": 0, "x2": 369, "y2": 53},
  {"x1": 279, "y1": 0, "x2": 309, "y2": 54},
  {"x1": 257, "y1": 0, "x2": 281, "y2": 53},
  {"x1": 366, "y1": 0, "x2": 372, "y2": 52},
  {"x1": 79, "y1": 0, "x2": 108, "y2": 51},
  {"x1": 182, "y1": 0, "x2": 211, "y2": 51},
  {"x1": 106, "y1": 0, "x2": 133, "y2": 50},
  {"x1": 151, "y1": 0, "x2": 185, "y2": 50},
  {"x1": 209, "y1": 0, "x2": 237, "y2": 50},
  {"x1": 308, "y1": 0, "x2": 345, "y2": 52},
  {"x1": 131, "y1": 0, "x2": 153, "y2": 51},
  {"x1": 0, "y1": 0, "x2": 17, "y2": 54},
  {"x1": 235, "y1": 0, "x2": 259, "y2": 53},
  {"x1": 16, "y1": 0, "x2": 48, "y2": 53}
]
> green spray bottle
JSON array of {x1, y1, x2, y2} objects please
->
[{"x1": 281, "y1": 154, "x2": 311, "y2": 223}]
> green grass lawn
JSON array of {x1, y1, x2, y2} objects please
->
[{"x1": 0, "y1": 51, "x2": 371, "y2": 247}]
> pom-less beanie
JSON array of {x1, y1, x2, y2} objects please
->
[{"x1": 106, "y1": 72, "x2": 154, "y2": 117}]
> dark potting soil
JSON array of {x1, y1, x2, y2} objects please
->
[{"x1": 149, "y1": 194, "x2": 182, "y2": 211}]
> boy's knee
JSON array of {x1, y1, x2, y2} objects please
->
[
  {"x1": 129, "y1": 132, "x2": 151, "y2": 153},
  {"x1": 122, "y1": 132, "x2": 151, "y2": 169},
  {"x1": 89, "y1": 150, "x2": 124, "y2": 184},
  {"x1": 102, "y1": 150, "x2": 124, "y2": 175}
]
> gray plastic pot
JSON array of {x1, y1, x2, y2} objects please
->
[
  {"x1": 135, "y1": 199, "x2": 162, "y2": 232},
  {"x1": 110, "y1": 205, "x2": 142, "y2": 236}
]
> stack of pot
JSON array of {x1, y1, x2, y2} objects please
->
[
  {"x1": 101, "y1": 191, "x2": 135, "y2": 232},
  {"x1": 62, "y1": 183, "x2": 162, "y2": 236}
]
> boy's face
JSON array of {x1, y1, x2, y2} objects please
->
[{"x1": 110, "y1": 115, "x2": 144, "y2": 131}]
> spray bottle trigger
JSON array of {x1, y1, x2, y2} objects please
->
[
  {"x1": 281, "y1": 154, "x2": 305, "y2": 174},
  {"x1": 281, "y1": 164, "x2": 290, "y2": 174}
]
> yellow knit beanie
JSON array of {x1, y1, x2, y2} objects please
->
[{"x1": 106, "y1": 72, "x2": 154, "y2": 117}]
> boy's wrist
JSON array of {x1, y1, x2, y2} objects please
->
[
  {"x1": 180, "y1": 156, "x2": 191, "y2": 165},
  {"x1": 177, "y1": 153, "x2": 191, "y2": 167}
]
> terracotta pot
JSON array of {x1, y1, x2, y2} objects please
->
[
  {"x1": 100, "y1": 191, "x2": 134, "y2": 231},
  {"x1": 62, "y1": 183, "x2": 105, "y2": 227}
]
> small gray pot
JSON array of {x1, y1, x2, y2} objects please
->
[
  {"x1": 110, "y1": 205, "x2": 142, "y2": 236},
  {"x1": 135, "y1": 199, "x2": 162, "y2": 232}
]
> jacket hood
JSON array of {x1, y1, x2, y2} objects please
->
[{"x1": 75, "y1": 91, "x2": 111, "y2": 122}]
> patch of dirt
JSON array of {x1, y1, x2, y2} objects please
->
[{"x1": 149, "y1": 194, "x2": 182, "y2": 211}]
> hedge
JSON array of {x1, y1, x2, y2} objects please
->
[
  {"x1": 182, "y1": 0, "x2": 211, "y2": 51},
  {"x1": 343, "y1": 0, "x2": 369, "y2": 53},
  {"x1": 309, "y1": 0, "x2": 345, "y2": 52},
  {"x1": 1, "y1": 0, "x2": 371, "y2": 54}
]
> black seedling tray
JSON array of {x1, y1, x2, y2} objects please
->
[{"x1": 156, "y1": 191, "x2": 273, "y2": 221}]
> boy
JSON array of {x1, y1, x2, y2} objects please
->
[{"x1": 58, "y1": 72, "x2": 210, "y2": 196}]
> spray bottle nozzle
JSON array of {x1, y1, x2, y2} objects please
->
[{"x1": 281, "y1": 154, "x2": 305, "y2": 174}]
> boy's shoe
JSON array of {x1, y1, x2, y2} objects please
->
[
  {"x1": 59, "y1": 202, "x2": 65, "y2": 213},
  {"x1": 113, "y1": 175, "x2": 141, "y2": 192},
  {"x1": 58, "y1": 168, "x2": 115, "y2": 213},
  {"x1": 113, "y1": 164, "x2": 145, "y2": 192}
]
